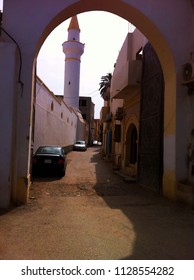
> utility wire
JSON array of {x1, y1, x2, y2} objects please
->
[
  {"x1": 63, "y1": 89, "x2": 100, "y2": 99},
  {"x1": 1, "y1": 26, "x2": 24, "y2": 93}
]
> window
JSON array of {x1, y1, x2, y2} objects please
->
[
  {"x1": 82, "y1": 113, "x2": 86, "y2": 120},
  {"x1": 114, "y1": 124, "x2": 121, "y2": 142},
  {"x1": 136, "y1": 47, "x2": 143, "y2": 60},
  {"x1": 79, "y1": 99, "x2": 87, "y2": 106},
  {"x1": 51, "y1": 101, "x2": 54, "y2": 111}
]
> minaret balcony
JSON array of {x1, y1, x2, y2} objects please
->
[{"x1": 62, "y1": 41, "x2": 84, "y2": 59}]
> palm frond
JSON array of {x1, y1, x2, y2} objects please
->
[{"x1": 98, "y1": 73, "x2": 112, "y2": 100}]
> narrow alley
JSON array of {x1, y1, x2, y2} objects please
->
[{"x1": 0, "y1": 147, "x2": 193, "y2": 260}]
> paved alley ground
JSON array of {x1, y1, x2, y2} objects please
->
[{"x1": 0, "y1": 147, "x2": 194, "y2": 260}]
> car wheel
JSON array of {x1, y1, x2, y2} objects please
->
[{"x1": 61, "y1": 169, "x2": 65, "y2": 177}]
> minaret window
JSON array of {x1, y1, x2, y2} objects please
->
[{"x1": 51, "y1": 101, "x2": 54, "y2": 111}]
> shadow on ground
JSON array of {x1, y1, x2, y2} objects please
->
[
  {"x1": 1, "y1": 148, "x2": 193, "y2": 260},
  {"x1": 91, "y1": 149, "x2": 194, "y2": 260}
]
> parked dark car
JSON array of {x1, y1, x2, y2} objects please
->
[
  {"x1": 73, "y1": 140, "x2": 87, "y2": 151},
  {"x1": 32, "y1": 146, "x2": 66, "y2": 176}
]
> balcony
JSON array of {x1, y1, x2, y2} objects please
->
[
  {"x1": 104, "y1": 112, "x2": 112, "y2": 122},
  {"x1": 114, "y1": 107, "x2": 123, "y2": 120},
  {"x1": 100, "y1": 106, "x2": 109, "y2": 122},
  {"x1": 111, "y1": 60, "x2": 142, "y2": 100}
]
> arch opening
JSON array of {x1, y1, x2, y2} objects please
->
[
  {"x1": 0, "y1": 0, "x2": 178, "y2": 207},
  {"x1": 32, "y1": 0, "x2": 176, "y2": 198},
  {"x1": 34, "y1": 0, "x2": 176, "y2": 136}
]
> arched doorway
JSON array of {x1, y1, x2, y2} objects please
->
[
  {"x1": 125, "y1": 123, "x2": 138, "y2": 177},
  {"x1": 1, "y1": 0, "x2": 180, "y2": 206},
  {"x1": 126, "y1": 124, "x2": 138, "y2": 166}
]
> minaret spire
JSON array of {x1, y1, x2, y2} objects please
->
[
  {"x1": 62, "y1": 15, "x2": 84, "y2": 108},
  {"x1": 68, "y1": 16, "x2": 80, "y2": 31}
]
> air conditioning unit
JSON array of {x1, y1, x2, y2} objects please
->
[{"x1": 182, "y1": 62, "x2": 194, "y2": 83}]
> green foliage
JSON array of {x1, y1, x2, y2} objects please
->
[{"x1": 99, "y1": 73, "x2": 112, "y2": 99}]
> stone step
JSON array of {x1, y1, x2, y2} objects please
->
[{"x1": 113, "y1": 170, "x2": 137, "y2": 183}]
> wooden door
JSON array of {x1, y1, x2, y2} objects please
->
[{"x1": 138, "y1": 43, "x2": 164, "y2": 192}]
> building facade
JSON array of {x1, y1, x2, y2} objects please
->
[
  {"x1": 101, "y1": 28, "x2": 194, "y2": 205},
  {"x1": 33, "y1": 77, "x2": 87, "y2": 154},
  {"x1": 109, "y1": 29, "x2": 145, "y2": 174},
  {"x1": 79, "y1": 96, "x2": 95, "y2": 145}
]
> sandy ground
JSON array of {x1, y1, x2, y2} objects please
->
[{"x1": 0, "y1": 147, "x2": 193, "y2": 260}]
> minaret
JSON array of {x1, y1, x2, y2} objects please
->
[{"x1": 62, "y1": 15, "x2": 84, "y2": 108}]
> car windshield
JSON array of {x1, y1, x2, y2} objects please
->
[
  {"x1": 76, "y1": 141, "x2": 85, "y2": 144},
  {"x1": 37, "y1": 146, "x2": 61, "y2": 155}
]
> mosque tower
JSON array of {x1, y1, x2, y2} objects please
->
[{"x1": 62, "y1": 15, "x2": 84, "y2": 108}]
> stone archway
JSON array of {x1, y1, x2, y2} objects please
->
[{"x1": 1, "y1": 0, "x2": 184, "y2": 207}]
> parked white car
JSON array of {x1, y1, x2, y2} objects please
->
[{"x1": 73, "y1": 140, "x2": 87, "y2": 151}]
